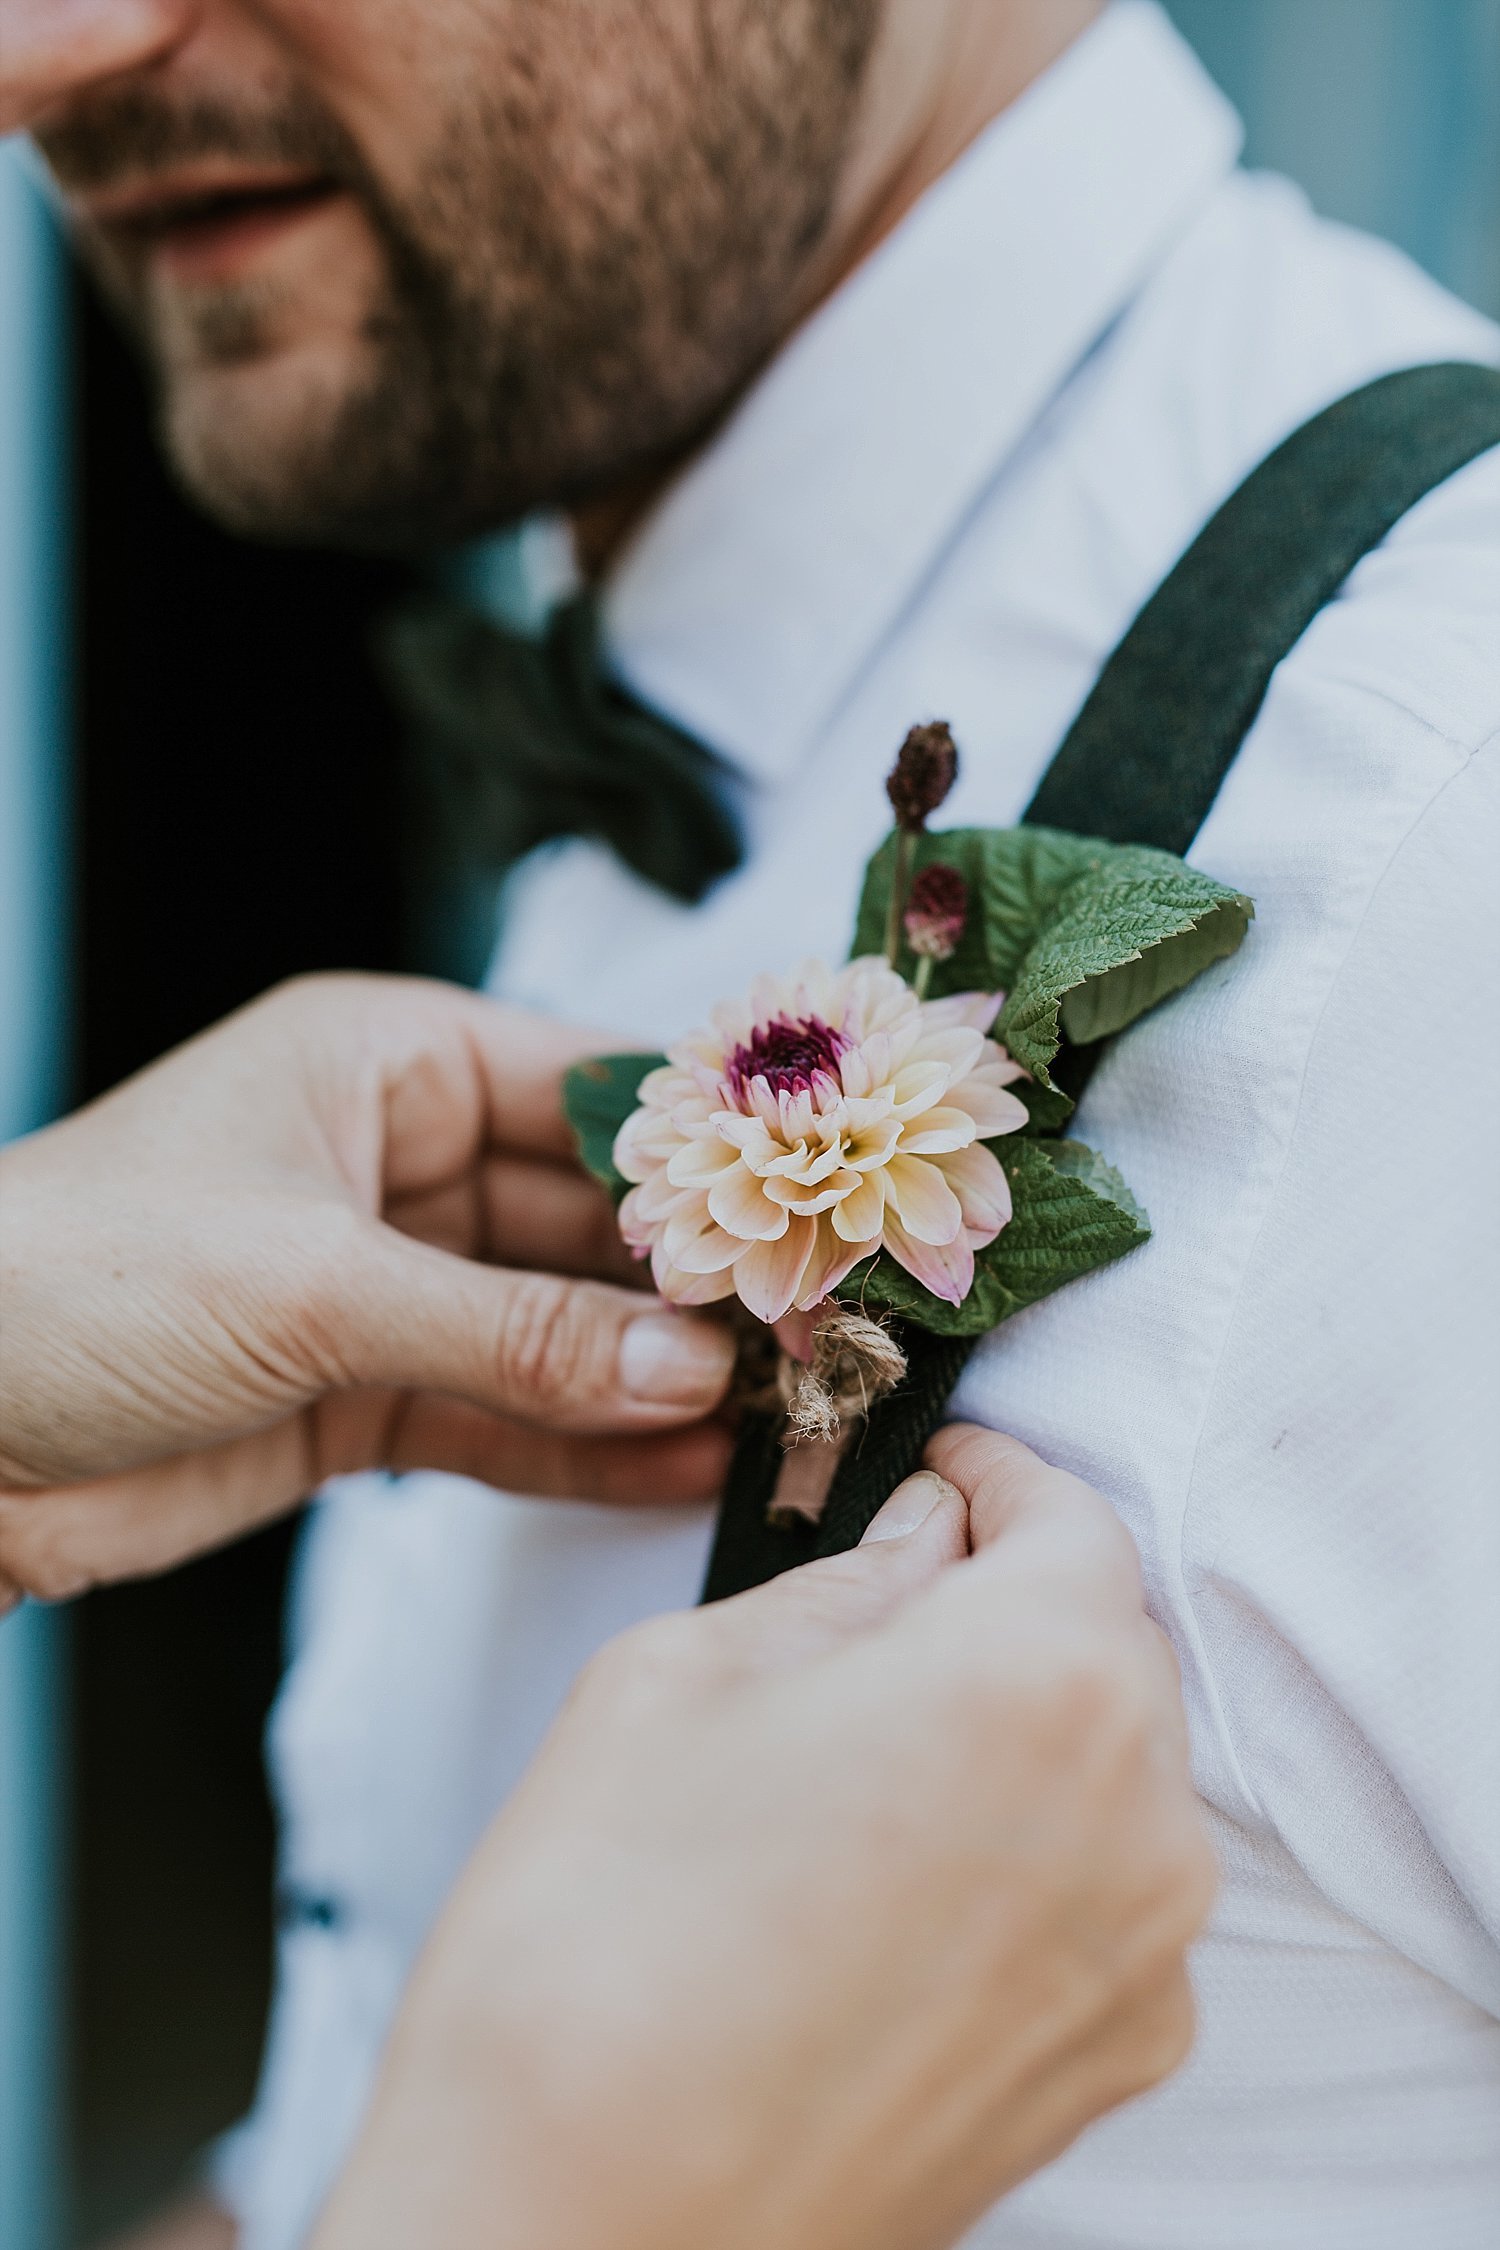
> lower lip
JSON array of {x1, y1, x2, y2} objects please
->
[{"x1": 145, "y1": 184, "x2": 344, "y2": 283}]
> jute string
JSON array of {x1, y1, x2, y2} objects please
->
[{"x1": 733, "y1": 1302, "x2": 908, "y2": 1444}]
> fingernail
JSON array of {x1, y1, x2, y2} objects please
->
[
  {"x1": 619, "y1": 1314, "x2": 736, "y2": 1408},
  {"x1": 862, "y1": 1470, "x2": 962, "y2": 1543}
]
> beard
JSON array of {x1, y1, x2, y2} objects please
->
[{"x1": 39, "y1": 1, "x2": 880, "y2": 553}]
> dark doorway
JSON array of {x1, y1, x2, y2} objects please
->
[{"x1": 67, "y1": 272, "x2": 413, "y2": 2245}]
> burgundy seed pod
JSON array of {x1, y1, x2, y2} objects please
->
[
  {"x1": 904, "y1": 862, "x2": 969, "y2": 961},
  {"x1": 885, "y1": 721, "x2": 959, "y2": 832}
]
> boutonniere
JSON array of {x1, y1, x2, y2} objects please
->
[{"x1": 566, "y1": 724, "x2": 1253, "y2": 1575}]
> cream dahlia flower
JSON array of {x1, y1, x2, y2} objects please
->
[{"x1": 614, "y1": 957, "x2": 1029, "y2": 1324}]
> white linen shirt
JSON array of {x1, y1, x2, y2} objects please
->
[{"x1": 218, "y1": 8, "x2": 1500, "y2": 2246}]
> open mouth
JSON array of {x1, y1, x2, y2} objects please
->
[{"x1": 91, "y1": 171, "x2": 345, "y2": 277}]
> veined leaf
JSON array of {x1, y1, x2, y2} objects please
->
[
  {"x1": 1009, "y1": 1076, "x2": 1075, "y2": 1135},
  {"x1": 852, "y1": 828, "x2": 1003, "y2": 994},
  {"x1": 834, "y1": 1137, "x2": 1150, "y2": 1336},
  {"x1": 563, "y1": 1051, "x2": 667, "y2": 1202},
  {"x1": 854, "y1": 822, "x2": 1253, "y2": 1087},
  {"x1": 852, "y1": 825, "x2": 1097, "y2": 996},
  {"x1": 997, "y1": 850, "x2": 1252, "y2": 1084}
]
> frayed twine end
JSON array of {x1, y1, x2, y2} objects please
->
[{"x1": 782, "y1": 1304, "x2": 907, "y2": 1447}]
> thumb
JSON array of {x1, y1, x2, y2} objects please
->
[
  {"x1": 333, "y1": 1220, "x2": 737, "y2": 1434},
  {"x1": 691, "y1": 1469, "x2": 970, "y2": 1676}
]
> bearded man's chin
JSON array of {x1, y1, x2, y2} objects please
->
[{"x1": 157, "y1": 345, "x2": 432, "y2": 553}]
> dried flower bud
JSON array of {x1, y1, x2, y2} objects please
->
[
  {"x1": 904, "y1": 862, "x2": 968, "y2": 961},
  {"x1": 885, "y1": 721, "x2": 959, "y2": 832}
]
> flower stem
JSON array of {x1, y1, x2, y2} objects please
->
[
  {"x1": 912, "y1": 954, "x2": 935, "y2": 999},
  {"x1": 885, "y1": 830, "x2": 916, "y2": 967}
]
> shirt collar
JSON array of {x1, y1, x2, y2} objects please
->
[{"x1": 601, "y1": 0, "x2": 1242, "y2": 784}]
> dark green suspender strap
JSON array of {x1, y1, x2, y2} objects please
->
[
  {"x1": 702, "y1": 359, "x2": 1500, "y2": 1603},
  {"x1": 1028, "y1": 361, "x2": 1500, "y2": 848}
]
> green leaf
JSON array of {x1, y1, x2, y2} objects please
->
[
  {"x1": 1010, "y1": 1075, "x2": 1075, "y2": 1135},
  {"x1": 853, "y1": 828, "x2": 994, "y2": 995},
  {"x1": 997, "y1": 848, "x2": 1253, "y2": 1084},
  {"x1": 834, "y1": 1137, "x2": 1150, "y2": 1336},
  {"x1": 853, "y1": 826, "x2": 1251, "y2": 1089},
  {"x1": 853, "y1": 825, "x2": 1103, "y2": 996},
  {"x1": 563, "y1": 1051, "x2": 667, "y2": 1202}
]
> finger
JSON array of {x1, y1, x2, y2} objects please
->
[
  {"x1": 472, "y1": 1156, "x2": 646, "y2": 1283},
  {"x1": 449, "y1": 993, "x2": 616, "y2": 1162},
  {"x1": 387, "y1": 1154, "x2": 643, "y2": 1284},
  {"x1": 924, "y1": 1423, "x2": 1143, "y2": 1618},
  {"x1": 861, "y1": 1467, "x2": 971, "y2": 1546},
  {"x1": 0, "y1": 1435, "x2": 313, "y2": 1600},
  {"x1": 339, "y1": 1223, "x2": 736, "y2": 1434},
  {"x1": 0, "y1": 1395, "x2": 734, "y2": 1602},
  {"x1": 375, "y1": 1392, "x2": 733, "y2": 1503},
  {"x1": 283, "y1": 979, "x2": 609, "y2": 1190},
  {"x1": 689, "y1": 1471, "x2": 969, "y2": 1676}
]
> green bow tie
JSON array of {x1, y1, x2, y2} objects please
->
[{"x1": 379, "y1": 591, "x2": 744, "y2": 914}]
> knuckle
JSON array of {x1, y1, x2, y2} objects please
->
[
  {"x1": 288, "y1": 1205, "x2": 380, "y2": 1382},
  {"x1": 495, "y1": 1273, "x2": 605, "y2": 1411},
  {"x1": 251, "y1": 971, "x2": 387, "y2": 1062}
]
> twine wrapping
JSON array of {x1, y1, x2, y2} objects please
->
[
  {"x1": 724, "y1": 1304, "x2": 911, "y2": 1529},
  {"x1": 783, "y1": 1306, "x2": 907, "y2": 1446}
]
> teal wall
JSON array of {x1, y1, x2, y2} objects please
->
[
  {"x1": 1165, "y1": 0, "x2": 1500, "y2": 315},
  {"x1": 0, "y1": 143, "x2": 70, "y2": 2250}
]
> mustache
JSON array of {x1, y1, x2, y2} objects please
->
[{"x1": 37, "y1": 84, "x2": 365, "y2": 197}]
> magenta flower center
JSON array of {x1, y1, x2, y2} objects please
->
[{"x1": 726, "y1": 1012, "x2": 848, "y2": 1104}]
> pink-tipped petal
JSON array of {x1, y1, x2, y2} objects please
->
[
  {"x1": 832, "y1": 1170, "x2": 886, "y2": 1242},
  {"x1": 666, "y1": 1135, "x2": 743, "y2": 1188},
  {"x1": 794, "y1": 1229, "x2": 875, "y2": 1311},
  {"x1": 627, "y1": 1169, "x2": 700, "y2": 1226},
  {"x1": 903, "y1": 1026, "x2": 986, "y2": 1079},
  {"x1": 650, "y1": 1240, "x2": 741, "y2": 1305},
  {"x1": 920, "y1": 990, "x2": 1004, "y2": 1033},
  {"x1": 839, "y1": 1046, "x2": 874, "y2": 1099},
  {"x1": 974, "y1": 1046, "x2": 1029, "y2": 1085},
  {"x1": 897, "y1": 1104, "x2": 978, "y2": 1156},
  {"x1": 707, "y1": 1165, "x2": 790, "y2": 1242},
  {"x1": 665, "y1": 1208, "x2": 751, "y2": 1272},
  {"x1": 734, "y1": 1218, "x2": 818, "y2": 1323},
  {"x1": 887, "y1": 1061, "x2": 951, "y2": 1120},
  {"x1": 950, "y1": 1082, "x2": 1030, "y2": 1138},
  {"x1": 935, "y1": 1139, "x2": 1013, "y2": 1242},
  {"x1": 882, "y1": 1154, "x2": 965, "y2": 1246},
  {"x1": 881, "y1": 1214, "x2": 975, "y2": 1305}
]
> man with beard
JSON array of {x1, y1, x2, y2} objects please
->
[{"x1": 10, "y1": 2, "x2": 1500, "y2": 2247}]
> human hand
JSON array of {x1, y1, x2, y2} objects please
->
[
  {"x1": 315, "y1": 1424, "x2": 1216, "y2": 2250},
  {"x1": 0, "y1": 974, "x2": 735, "y2": 1602}
]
